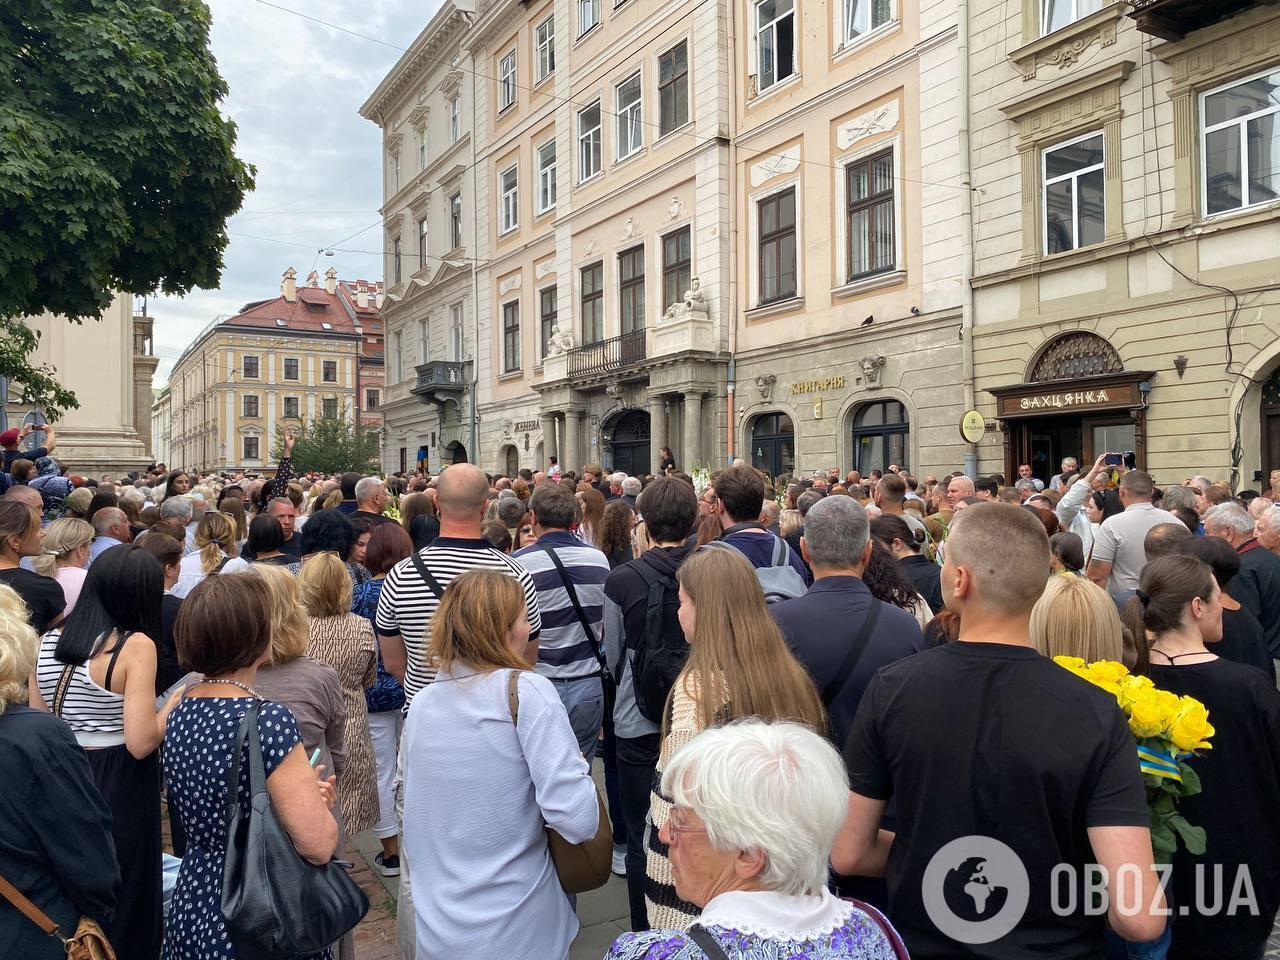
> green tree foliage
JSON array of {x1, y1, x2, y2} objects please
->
[
  {"x1": 0, "y1": 0, "x2": 255, "y2": 417},
  {"x1": 272, "y1": 414, "x2": 381, "y2": 477}
]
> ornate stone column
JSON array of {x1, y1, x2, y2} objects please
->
[
  {"x1": 683, "y1": 392, "x2": 703, "y2": 470},
  {"x1": 648, "y1": 393, "x2": 667, "y2": 471},
  {"x1": 564, "y1": 410, "x2": 583, "y2": 477},
  {"x1": 540, "y1": 414, "x2": 558, "y2": 466}
]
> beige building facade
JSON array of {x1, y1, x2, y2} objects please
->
[
  {"x1": 968, "y1": 0, "x2": 1280, "y2": 488},
  {"x1": 151, "y1": 386, "x2": 172, "y2": 468},
  {"x1": 731, "y1": 0, "x2": 970, "y2": 478}
]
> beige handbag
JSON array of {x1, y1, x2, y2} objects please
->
[
  {"x1": 0, "y1": 872, "x2": 115, "y2": 960},
  {"x1": 507, "y1": 670, "x2": 614, "y2": 894}
]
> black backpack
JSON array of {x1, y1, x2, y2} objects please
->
[{"x1": 626, "y1": 556, "x2": 689, "y2": 724}]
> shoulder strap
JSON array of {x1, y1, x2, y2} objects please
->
[
  {"x1": 820, "y1": 600, "x2": 882, "y2": 703},
  {"x1": 224, "y1": 701, "x2": 261, "y2": 831},
  {"x1": 409, "y1": 550, "x2": 446, "y2": 600},
  {"x1": 687, "y1": 924, "x2": 732, "y2": 960},
  {"x1": 536, "y1": 543, "x2": 605, "y2": 672},
  {"x1": 51, "y1": 662, "x2": 76, "y2": 718},
  {"x1": 0, "y1": 871, "x2": 61, "y2": 939},
  {"x1": 214, "y1": 555, "x2": 231, "y2": 574},
  {"x1": 506, "y1": 670, "x2": 520, "y2": 725},
  {"x1": 103, "y1": 631, "x2": 135, "y2": 692},
  {"x1": 721, "y1": 521, "x2": 765, "y2": 537}
]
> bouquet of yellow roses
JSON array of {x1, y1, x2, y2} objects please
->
[{"x1": 1054, "y1": 656, "x2": 1214, "y2": 863}]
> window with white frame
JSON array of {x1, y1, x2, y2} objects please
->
[
  {"x1": 756, "y1": 0, "x2": 795, "y2": 93},
  {"x1": 418, "y1": 129, "x2": 427, "y2": 170},
  {"x1": 242, "y1": 394, "x2": 259, "y2": 418},
  {"x1": 392, "y1": 152, "x2": 401, "y2": 192},
  {"x1": 500, "y1": 165, "x2": 519, "y2": 234},
  {"x1": 393, "y1": 237, "x2": 403, "y2": 284},
  {"x1": 579, "y1": 102, "x2": 602, "y2": 181},
  {"x1": 658, "y1": 42, "x2": 689, "y2": 137},
  {"x1": 449, "y1": 192, "x2": 463, "y2": 249},
  {"x1": 843, "y1": 0, "x2": 892, "y2": 43},
  {"x1": 540, "y1": 285, "x2": 557, "y2": 358},
  {"x1": 322, "y1": 360, "x2": 338, "y2": 383},
  {"x1": 243, "y1": 436, "x2": 259, "y2": 460},
  {"x1": 758, "y1": 187, "x2": 797, "y2": 304},
  {"x1": 450, "y1": 304, "x2": 464, "y2": 361},
  {"x1": 618, "y1": 245, "x2": 645, "y2": 334},
  {"x1": 581, "y1": 261, "x2": 604, "y2": 343},
  {"x1": 502, "y1": 301, "x2": 521, "y2": 372},
  {"x1": 1041, "y1": 0, "x2": 1104, "y2": 37},
  {"x1": 393, "y1": 332, "x2": 402, "y2": 381},
  {"x1": 846, "y1": 148, "x2": 896, "y2": 280},
  {"x1": 322, "y1": 398, "x2": 338, "y2": 419},
  {"x1": 418, "y1": 318, "x2": 428, "y2": 362},
  {"x1": 662, "y1": 227, "x2": 691, "y2": 311},
  {"x1": 449, "y1": 96, "x2": 460, "y2": 143},
  {"x1": 616, "y1": 73, "x2": 643, "y2": 160},
  {"x1": 283, "y1": 396, "x2": 300, "y2": 419},
  {"x1": 1042, "y1": 132, "x2": 1104, "y2": 255},
  {"x1": 536, "y1": 139, "x2": 557, "y2": 214},
  {"x1": 499, "y1": 50, "x2": 517, "y2": 112},
  {"x1": 418, "y1": 217, "x2": 428, "y2": 271},
  {"x1": 1201, "y1": 66, "x2": 1280, "y2": 217},
  {"x1": 578, "y1": 0, "x2": 600, "y2": 35},
  {"x1": 536, "y1": 16, "x2": 555, "y2": 83},
  {"x1": 283, "y1": 358, "x2": 299, "y2": 381}
]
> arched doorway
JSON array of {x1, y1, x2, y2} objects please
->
[
  {"x1": 608, "y1": 409, "x2": 651, "y2": 476},
  {"x1": 501, "y1": 444, "x2": 519, "y2": 477},
  {"x1": 750, "y1": 412, "x2": 795, "y2": 478},
  {"x1": 851, "y1": 400, "x2": 909, "y2": 474},
  {"x1": 1261, "y1": 369, "x2": 1280, "y2": 480},
  {"x1": 445, "y1": 440, "x2": 468, "y2": 465}
]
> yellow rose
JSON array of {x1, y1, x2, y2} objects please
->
[
  {"x1": 1054, "y1": 656, "x2": 1087, "y2": 672},
  {"x1": 1127, "y1": 693, "x2": 1166, "y2": 739},
  {"x1": 1169, "y1": 697, "x2": 1215, "y2": 753},
  {"x1": 1087, "y1": 660, "x2": 1130, "y2": 685},
  {"x1": 1115, "y1": 675, "x2": 1154, "y2": 711}
]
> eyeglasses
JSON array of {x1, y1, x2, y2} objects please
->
[{"x1": 665, "y1": 812, "x2": 707, "y2": 846}]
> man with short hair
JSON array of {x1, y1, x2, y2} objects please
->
[
  {"x1": 1017, "y1": 462, "x2": 1045, "y2": 491},
  {"x1": 607, "y1": 472, "x2": 626, "y2": 500},
  {"x1": 158, "y1": 496, "x2": 195, "y2": 555},
  {"x1": 1088, "y1": 471, "x2": 1180, "y2": 596},
  {"x1": 514, "y1": 485, "x2": 611, "y2": 761},
  {"x1": 834, "y1": 503, "x2": 1166, "y2": 956},
  {"x1": 533, "y1": 470, "x2": 547, "y2": 487},
  {"x1": 337, "y1": 471, "x2": 361, "y2": 514},
  {"x1": 1255, "y1": 507, "x2": 1280, "y2": 555},
  {"x1": 974, "y1": 476, "x2": 999, "y2": 501},
  {"x1": 241, "y1": 498, "x2": 303, "y2": 561},
  {"x1": 1205, "y1": 501, "x2": 1280, "y2": 661},
  {"x1": 759, "y1": 499, "x2": 780, "y2": 532},
  {"x1": 354, "y1": 476, "x2": 398, "y2": 527},
  {"x1": 89, "y1": 507, "x2": 133, "y2": 566},
  {"x1": 1014, "y1": 477, "x2": 1039, "y2": 502},
  {"x1": 709, "y1": 464, "x2": 810, "y2": 590},
  {"x1": 1050, "y1": 456, "x2": 1079, "y2": 492},
  {"x1": 185, "y1": 498, "x2": 208, "y2": 556},
  {"x1": 621, "y1": 476, "x2": 641, "y2": 507},
  {"x1": 874, "y1": 473, "x2": 928, "y2": 544}
]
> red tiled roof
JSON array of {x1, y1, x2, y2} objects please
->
[{"x1": 220, "y1": 276, "x2": 383, "y2": 335}]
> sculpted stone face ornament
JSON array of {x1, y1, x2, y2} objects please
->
[{"x1": 546, "y1": 322, "x2": 576, "y2": 356}]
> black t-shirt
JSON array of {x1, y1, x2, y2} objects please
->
[
  {"x1": 845, "y1": 642, "x2": 1149, "y2": 960},
  {"x1": 1147, "y1": 659, "x2": 1280, "y2": 958},
  {"x1": 239, "y1": 533, "x2": 303, "y2": 563},
  {"x1": 2, "y1": 447, "x2": 47, "y2": 471},
  {"x1": 1216, "y1": 605, "x2": 1275, "y2": 682},
  {"x1": 156, "y1": 594, "x2": 184, "y2": 696},
  {"x1": 0, "y1": 567, "x2": 65, "y2": 635}
]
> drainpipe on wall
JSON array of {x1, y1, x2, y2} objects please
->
[
  {"x1": 957, "y1": 0, "x2": 978, "y2": 479},
  {"x1": 724, "y1": 0, "x2": 739, "y2": 467},
  {"x1": 469, "y1": 52, "x2": 480, "y2": 464}
]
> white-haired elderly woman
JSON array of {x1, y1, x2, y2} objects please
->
[{"x1": 605, "y1": 721, "x2": 905, "y2": 960}]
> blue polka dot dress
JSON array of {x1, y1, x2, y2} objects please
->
[{"x1": 162, "y1": 696, "x2": 332, "y2": 960}]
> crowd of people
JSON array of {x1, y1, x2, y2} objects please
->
[{"x1": 1, "y1": 428, "x2": 1279, "y2": 960}]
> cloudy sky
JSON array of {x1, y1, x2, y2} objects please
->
[{"x1": 152, "y1": 0, "x2": 440, "y2": 383}]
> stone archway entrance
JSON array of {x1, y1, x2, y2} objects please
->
[{"x1": 606, "y1": 409, "x2": 651, "y2": 476}]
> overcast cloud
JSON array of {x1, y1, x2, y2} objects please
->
[{"x1": 152, "y1": 0, "x2": 437, "y2": 383}]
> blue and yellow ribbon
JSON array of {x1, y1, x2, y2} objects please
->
[{"x1": 1137, "y1": 744, "x2": 1182, "y2": 782}]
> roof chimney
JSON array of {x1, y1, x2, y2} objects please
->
[
  {"x1": 282, "y1": 267, "x2": 297, "y2": 302},
  {"x1": 324, "y1": 267, "x2": 338, "y2": 295},
  {"x1": 305, "y1": 270, "x2": 320, "y2": 287},
  {"x1": 375, "y1": 292, "x2": 385, "y2": 310},
  {"x1": 356, "y1": 291, "x2": 369, "y2": 309}
]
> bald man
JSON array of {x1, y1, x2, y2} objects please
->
[
  {"x1": 88, "y1": 507, "x2": 133, "y2": 566},
  {"x1": 3, "y1": 484, "x2": 43, "y2": 517}
]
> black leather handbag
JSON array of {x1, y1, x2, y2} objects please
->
[{"x1": 221, "y1": 701, "x2": 369, "y2": 960}]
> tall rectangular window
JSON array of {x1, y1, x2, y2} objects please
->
[
  {"x1": 418, "y1": 318, "x2": 429, "y2": 362},
  {"x1": 536, "y1": 139, "x2": 557, "y2": 214},
  {"x1": 418, "y1": 217, "x2": 428, "y2": 271},
  {"x1": 283, "y1": 397, "x2": 300, "y2": 419},
  {"x1": 243, "y1": 355, "x2": 260, "y2": 379},
  {"x1": 500, "y1": 165, "x2": 519, "y2": 234},
  {"x1": 366, "y1": 389, "x2": 380, "y2": 410},
  {"x1": 322, "y1": 398, "x2": 338, "y2": 419},
  {"x1": 579, "y1": 102, "x2": 602, "y2": 181},
  {"x1": 418, "y1": 129, "x2": 427, "y2": 170},
  {"x1": 658, "y1": 43, "x2": 689, "y2": 137},
  {"x1": 758, "y1": 188, "x2": 797, "y2": 304},
  {"x1": 393, "y1": 237, "x2": 403, "y2": 284},
  {"x1": 283, "y1": 358, "x2": 299, "y2": 380},
  {"x1": 242, "y1": 395, "x2": 259, "y2": 418},
  {"x1": 578, "y1": 0, "x2": 600, "y2": 35},
  {"x1": 392, "y1": 152, "x2": 401, "y2": 192},
  {"x1": 756, "y1": 0, "x2": 795, "y2": 92},
  {"x1": 662, "y1": 226, "x2": 691, "y2": 310},
  {"x1": 536, "y1": 17, "x2": 555, "y2": 83},
  {"x1": 1041, "y1": 0, "x2": 1104, "y2": 36},
  {"x1": 1201, "y1": 67, "x2": 1280, "y2": 217},
  {"x1": 846, "y1": 149, "x2": 896, "y2": 280},
  {"x1": 502, "y1": 301, "x2": 521, "y2": 372},
  {"x1": 844, "y1": 0, "x2": 892, "y2": 42},
  {"x1": 393, "y1": 331, "x2": 403, "y2": 382},
  {"x1": 449, "y1": 193, "x2": 463, "y2": 249},
  {"x1": 450, "y1": 304, "x2": 464, "y2": 361},
  {"x1": 581, "y1": 261, "x2": 604, "y2": 343},
  {"x1": 322, "y1": 360, "x2": 338, "y2": 383},
  {"x1": 616, "y1": 72, "x2": 643, "y2": 160},
  {"x1": 243, "y1": 436, "x2": 259, "y2": 460},
  {"x1": 1043, "y1": 132, "x2": 1104, "y2": 255},
  {"x1": 499, "y1": 50, "x2": 516, "y2": 112},
  {"x1": 618, "y1": 246, "x2": 645, "y2": 333},
  {"x1": 540, "y1": 285, "x2": 557, "y2": 358},
  {"x1": 449, "y1": 96, "x2": 460, "y2": 143}
]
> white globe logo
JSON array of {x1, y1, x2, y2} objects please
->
[{"x1": 921, "y1": 836, "x2": 1031, "y2": 945}]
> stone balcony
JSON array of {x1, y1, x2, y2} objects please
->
[
  {"x1": 409, "y1": 359, "x2": 470, "y2": 405},
  {"x1": 1127, "y1": 0, "x2": 1273, "y2": 41},
  {"x1": 541, "y1": 302, "x2": 717, "y2": 387}
]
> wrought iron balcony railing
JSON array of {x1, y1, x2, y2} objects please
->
[
  {"x1": 1126, "y1": 0, "x2": 1265, "y2": 41},
  {"x1": 410, "y1": 359, "x2": 468, "y2": 403},
  {"x1": 568, "y1": 329, "x2": 647, "y2": 378}
]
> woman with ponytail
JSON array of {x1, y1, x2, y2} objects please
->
[
  {"x1": 1127, "y1": 555, "x2": 1280, "y2": 960},
  {"x1": 171, "y1": 511, "x2": 248, "y2": 599},
  {"x1": 31, "y1": 517, "x2": 93, "y2": 616}
]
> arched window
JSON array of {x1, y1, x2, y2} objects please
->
[
  {"x1": 851, "y1": 400, "x2": 909, "y2": 474},
  {"x1": 1028, "y1": 332, "x2": 1123, "y2": 383},
  {"x1": 750, "y1": 413, "x2": 795, "y2": 478},
  {"x1": 503, "y1": 445, "x2": 519, "y2": 478}
]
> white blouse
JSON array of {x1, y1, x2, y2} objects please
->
[{"x1": 170, "y1": 550, "x2": 249, "y2": 599}]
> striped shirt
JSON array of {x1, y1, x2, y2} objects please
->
[
  {"x1": 35, "y1": 631, "x2": 125, "y2": 741},
  {"x1": 514, "y1": 532, "x2": 611, "y2": 680},
  {"x1": 375, "y1": 537, "x2": 542, "y2": 706}
]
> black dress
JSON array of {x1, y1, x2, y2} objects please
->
[
  {"x1": 1147, "y1": 659, "x2": 1280, "y2": 959},
  {"x1": 1215, "y1": 605, "x2": 1274, "y2": 682},
  {"x1": 0, "y1": 707, "x2": 118, "y2": 960}
]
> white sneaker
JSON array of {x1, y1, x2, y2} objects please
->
[{"x1": 611, "y1": 845, "x2": 627, "y2": 876}]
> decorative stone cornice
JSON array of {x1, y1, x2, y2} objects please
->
[
  {"x1": 999, "y1": 60, "x2": 1134, "y2": 143},
  {"x1": 1007, "y1": 4, "x2": 1123, "y2": 81},
  {"x1": 438, "y1": 66, "x2": 465, "y2": 98},
  {"x1": 408, "y1": 102, "x2": 430, "y2": 129},
  {"x1": 358, "y1": 8, "x2": 469, "y2": 124}
]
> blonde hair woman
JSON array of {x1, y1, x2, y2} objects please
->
[
  {"x1": 0, "y1": 583, "x2": 119, "y2": 960},
  {"x1": 32, "y1": 517, "x2": 94, "y2": 615},
  {"x1": 220, "y1": 498, "x2": 248, "y2": 551},
  {"x1": 401, "y1": 570, "x2": 597, "y2": 959},
  {"x1": 299, "y1": 552, "x2": 379, "y2": 837},
  {"x1": 645, "y1": 546, "x2": 828, "y2": 931},
  {"x1": 171, "y1": 511, "x2": 248, "y2": 599},
  {"x1": 778, "y1": 508, "x2": 803, "y2": 541},
  {"x1": 1030, "y1": 574, "x2": 1125, "y2": 664}
]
